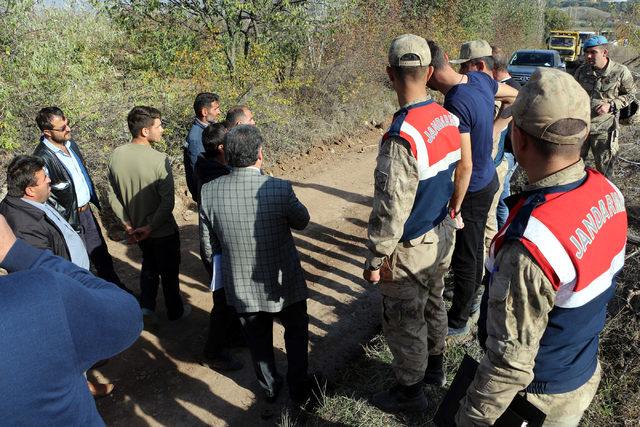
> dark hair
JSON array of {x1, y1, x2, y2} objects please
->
[
  {"x1": 492, "y1": 46, "x2": 508, "y2": 72},
  {"x1": 427, "y1": 40, "x2": 448, "y2": 70},
  {"x1": 36, "y1": 106, "x2": 65, "y2": 131},
  {"x1": 193, "y1": 92, "x2": 220, "y2": 118},
  {"x1": 224, "y1": 125, "x2": 262, "y2": 167},
  {"x1": 390, "y1": 65, "x2": 429, "y2": 81},
  {"x1": 6, "y1": 155, "x2": 45, "y2": 197},
  {"x1": 468, "y1": 56, "x2": 494, "y2": 71},
  {"x1": 202, "y1": 123, "x2": 227, "y2": 156},
  {"x1": 520, "y1": 119, "x2": 587, "y2": 159},
  {"x1": 225, "y1": 106, "x2": 248, "y2": 129},
  {"x1": 127, "y1": 106, "x2": 161, "y2": 137}
]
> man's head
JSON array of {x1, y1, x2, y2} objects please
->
[
  {"x1": 511, "y1": 68, "x2": 590, "y2": 168},
  {"x1": 127, "y1": 106, "x2": 164, "y2": 143},
  {"x1": 450, "y1": 40, "x2": 493, "y2": 75},
  {"x1": 36, "y1": 107, "x2": 71, "y2": 145},
  {"x1": 224, "y1": 125, "x2": 263, "y2": 168},
  {"x1": 386, "y1": 34, "x2": 433, "y2": 92},
  {"x1": 202, "y1": 123, "x2": 227, "y2": 158},
  {"x1": 491, "y1": 46, "x2": 510, "y2": 80},
  {"x1": 193, "y1": 92, "x2": 221, "y2": 122},
  {"x1": 583, "y1": 35, "x2": 609, "y2": 69},
  {"x1": 225, "y1": 106, "x2": 255, "y2": 128},
  {"x1": 6, "y1": 155, "x2": 51, "y2": 202}
]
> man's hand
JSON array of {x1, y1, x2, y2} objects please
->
[
  {"x1": 595, "y1": 102, "x2": 611, "y2": 115},
  {"x1": 131, "y1": 225, "x2": 152, "y2": 242},
  {"x1": 0, "y1": 214, "x2": 17, "y2": 264},
  {"x1": 363, "y1": 268, "x2": 381, "y2": 284}
]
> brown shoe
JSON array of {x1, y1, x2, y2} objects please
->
[{"x1": 88, "y1": 381, "x2": 115, "y2": 399}]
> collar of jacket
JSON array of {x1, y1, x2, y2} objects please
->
[
  {"x1": 2, "y1": 196, "x2": 47, "y2": 220},
  {"x1": 523, "y1": 159, "x2": 587, "y2": 191},
  {"x1": 231, "y1": 166, "x2": 262, "y2": 175}
]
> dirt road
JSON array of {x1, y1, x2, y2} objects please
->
[{"x1": 95, "y1": 132, "x2": 383, "y2": 426}]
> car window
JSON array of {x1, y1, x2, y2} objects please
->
[
  {"x1": 550, "y1": 37, "x2": 575, "y2": 47},
  {"x1": 510, "y1": 52, "x2": 554, "y2": 67}
]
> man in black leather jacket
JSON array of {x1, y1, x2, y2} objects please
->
[{"x1": 33, "y1": 107, "x2": 130, "y2": 292}]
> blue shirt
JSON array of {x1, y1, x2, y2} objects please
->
[
  {"x1": 0, "y1": 240, "x2": 142, "y2": 426},
  {"x1": 22, "y1": 198, "x2": 90, "y2": 270},
  {"x1": 444, "y1": 72, "x2": 498, "y2": 192},
  {"x1": 184, "y1": 119, "x2": 208, "y2": 200},
  {"x1": 43, "y1": 138, "x2": 91, "y2": 206}
]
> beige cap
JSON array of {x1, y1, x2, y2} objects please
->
[
  {"x1": 512, "y1": 68, "x2": 591, "y2": 145},
  {"x1": 388, "y1": 34, "x2": 431, "y2": 67},
  {"x1": 449, "y1": 40, "x2": 492, "y2": 64}
]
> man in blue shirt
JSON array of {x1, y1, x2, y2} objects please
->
[
  {"x1": 184, "y1": 92, "x2": 221, "y2": 201},
  {"x1": 427, "y1": 40, "x2": 518, "y2": 335},
  {"x1": 0, "y1": 214, "x2": 142, "y2": 426}
]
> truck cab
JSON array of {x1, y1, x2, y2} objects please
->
[{"x1": 548, "y1": 30, "x2": 580, "y2": 63}]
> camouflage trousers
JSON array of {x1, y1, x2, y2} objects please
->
[
  {"x1": 379, "y1": 218, "x2": 456, "y2": 386},
  {"x1": 484, "y1": 157, "x2": 509, "y2": 257},
  {"x1": 521, "y1": 362, "x2": 601, "y2": 427},
  {"x1": 581, "y1": 126, "x2": 619, "y2": 176}
]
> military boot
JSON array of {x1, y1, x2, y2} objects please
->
[
  {"x1": 371, "y1": 382, "x2": 427, "y2": 413},
  {"x1": 423, "y1": 354, "x2": 446, "y2": 387}
]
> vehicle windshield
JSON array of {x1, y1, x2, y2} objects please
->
[
  {"x1": 510, "y1": 52, "x2": 555, "y2": 67},
  {"x1": 550, "y1": 37, "x2": 575, "y2": 47}
]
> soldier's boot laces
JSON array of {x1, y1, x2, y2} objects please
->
[
  {"x1": 371, "y1": 382, "x2": 427, "y2": 413},
  {"x1": 423, "y1": 354, "x2": 446, "y2": 387}
]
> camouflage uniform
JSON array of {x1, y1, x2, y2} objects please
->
[
  {"x1": 456, "y1": 161, "x2": 602, "y2": 426},
  {"x1": 366, "y1": 100, "x2": 456, "y2": 386},
  {"x1": 574, "y1": 59, "x2": 636, "y2": 174}
]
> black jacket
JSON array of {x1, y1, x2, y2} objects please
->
[
  {"x1": 194, "y1": 154, "x2": 231, "y2": 204},
  {"x1": 0, "y1": 195, "x2": 70, "y2": 260},
  {"x1": 33, "y1": 138, "x2": 100, "y2": 231}
]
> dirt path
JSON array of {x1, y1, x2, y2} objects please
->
[{"x1": 95, "y1": 130, "x2": 384, "y2": 426}]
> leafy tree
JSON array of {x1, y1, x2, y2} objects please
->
[{"x1": 544, "y1": 8, "x2": 573, "y2": 37}]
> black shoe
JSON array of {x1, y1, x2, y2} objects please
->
[
  {"x1": 423, "y1": 354, "x2": 446, "y2": 387},
  {"x1": 371, "y1": 383, "x2": 427, "y2": 413},
  {"x1": 200, "y1": 350, "x2": 243, "y2": 372}
]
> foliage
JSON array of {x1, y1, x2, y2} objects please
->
[
  {"x1": 544, "y1": 8, "x2": 573, "y2": 38},
  {"x1": 0, "y1": 0, "x2": 545, "y2": 191}
]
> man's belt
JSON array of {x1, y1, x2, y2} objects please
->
[{"x1": 78, "y1": 203, "x2": 90, "y2": 212}]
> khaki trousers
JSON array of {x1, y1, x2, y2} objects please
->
[
  {"x1": 379, "y1": 218, "x2": 456, "y2": 386},
  {"x1": 522, "y1": 362, "x2": 602, "y2": 427}
]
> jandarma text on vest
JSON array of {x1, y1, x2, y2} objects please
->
[
  {"x1": 570, "y1": 190, "x2": 625, "y2": 260},
  {"x1": 423, "y1": 113, "x2": 459, "y2": 144}
]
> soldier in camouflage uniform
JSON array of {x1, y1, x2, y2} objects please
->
[
  {"x1": 457, "y1": 68, "x2": 627, "y2": 426},
  {"x1": 363, "y1": 34, "x2": 468, "y2": 413},
  {"x1": 574, "y1": 35, "x2": 636, "y2": 176}
]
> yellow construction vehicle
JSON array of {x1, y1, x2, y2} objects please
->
[{"x1": 548, "y1": 30, "x2": 580, "y2": 63}]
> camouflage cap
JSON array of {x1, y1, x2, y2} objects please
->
[
  {"x1": 388, "y1": 34, "x2": 431, "y2": 67},
  {"x1": 512, "y1": 68, "x2": 590, "y2": 145},
  {"x1": 449, "y1": 40, "x2": 492, "y2": 64}
]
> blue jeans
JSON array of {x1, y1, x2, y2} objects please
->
[{"x1": 496, "y1": 153, "x2": 517, "y2": 229}]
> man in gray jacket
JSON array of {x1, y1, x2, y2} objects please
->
[{"x1": 199, "y1": 125, "x2": 314, "y2": 405}]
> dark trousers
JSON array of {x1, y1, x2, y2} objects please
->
[
  {"x1": 203, "y1": 288, "x2": 243, "y2": 356},
  {"x1": 239, "y1": 300, "x2": 309, "y2": 399},
  {"x1": 79, "y1": 208, "x2": 128, "y2": 291},
  {"x1": 138, "y1": 231, "x2": 184, "y2": 320},
  {"x1": 448, "y1": 174, "x2": 499, "y2": 329}
]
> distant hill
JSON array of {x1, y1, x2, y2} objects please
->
[{"x1": 560, "y1": 6, "x2": 611, "y2": 21}]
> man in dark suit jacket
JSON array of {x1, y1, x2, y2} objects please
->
[{"x1": 199, "y1": 125, "x2": 314, "y2": 404}]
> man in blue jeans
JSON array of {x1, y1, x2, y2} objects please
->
[
  {"x1": 491, "y1": 46, "x2": 522, "y2": 228},
  {"x1": 427, "y1": 40, "x2": 518, "y2": 336}
]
